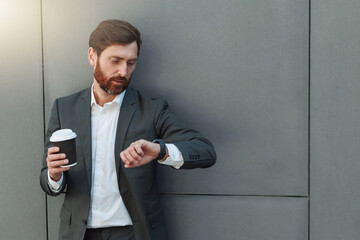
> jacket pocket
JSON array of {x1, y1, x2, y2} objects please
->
[{"x1": 60, "y1": 207, "x2": 72, "y2": 225}]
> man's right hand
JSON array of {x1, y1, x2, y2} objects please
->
[{"x1": 47, "y1": 147, "x2": 70, "y2": 181}]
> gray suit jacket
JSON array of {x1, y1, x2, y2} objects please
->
[{"x1": 40, "y1": 87, "x2": 216, "y2": 240}]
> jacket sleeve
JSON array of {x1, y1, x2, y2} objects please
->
[
  {"x1": 154, "y1": 100, "x2": 216, "y2": 169},
  {"x1": 39, "y1": 99, "x2": 67, "y2": 196}
]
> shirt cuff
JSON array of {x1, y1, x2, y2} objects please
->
[
  {"x1": 47, "y1": 170, "x2": 63, "y2": 192},
  {"x1": 158, "y1": 143, "x2": 184, "y2": 169}
]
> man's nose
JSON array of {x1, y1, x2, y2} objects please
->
[{"x1": 117, "y1": 63, "x2": 127, "y2": 77}]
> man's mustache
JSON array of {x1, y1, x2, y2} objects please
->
[{"x1": 110, "y1": 76, "x2": 127, "y2": 81}]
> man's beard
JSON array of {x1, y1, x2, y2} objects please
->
[{"x1": 94, "y1": 61, "x2": 130, "y2": 95}]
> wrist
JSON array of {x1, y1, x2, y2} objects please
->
[
  {"x1": 153, "y1": 139, "x2": 167, "y2": 161},
  {"x1": 158, "y1": 147, "x2": 169, "y2": 162},
  {"x1": 49, "y1": 172, "x2": 61, "y2": 182}
]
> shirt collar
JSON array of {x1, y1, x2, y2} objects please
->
[{"x1": 91, "y1": 83, "x2": 126, "y2": 109}]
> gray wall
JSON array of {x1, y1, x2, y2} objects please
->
[
  {"x1": 1, "y1": 0, "x2": 359, "y2": 239},
  {"x1": 310, "y1": 1, "x2": 360, "y2": 240},
  {"x1": 0, "y1": 1, "x2": 46, "y2": 239}
]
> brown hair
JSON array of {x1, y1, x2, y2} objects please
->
[{"x1": 89, "y1": 19, "x2": 142, "y2": 56}]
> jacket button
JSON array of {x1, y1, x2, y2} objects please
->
[{"x1": 82, "y1": 219, "x2": 87, "y2": 225}]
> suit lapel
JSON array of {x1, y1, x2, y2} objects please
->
[
  {"x1": 114, "y1": 88, "x2": 137, "y2": 180},
  {"x1": 77, "y1": 88, "x2": 92, "y2": 190}
]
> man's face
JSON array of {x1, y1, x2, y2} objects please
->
[{"x1": 92, "y1": 42, "x2": 138, "y2": 95}]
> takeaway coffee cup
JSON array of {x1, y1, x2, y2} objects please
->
[{"x1": 50, "y1": 129, "x2": 77, "y2": 167}]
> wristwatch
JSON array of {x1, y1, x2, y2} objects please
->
[{"x1": 153, "y1": 139, "x2": 166, "y2": 161}]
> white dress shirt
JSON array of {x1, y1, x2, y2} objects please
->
[
  {"x1": 88, "y1": 89, "x2": 131, "y2": 228},
  {"x1": 48, "y1": 85, "x2": 184, "y2": 228}
]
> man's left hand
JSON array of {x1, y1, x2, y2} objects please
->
[{"x1": 120, "y1": 139, "x2": 168, "y2": 168}]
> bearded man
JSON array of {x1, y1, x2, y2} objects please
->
[{"x1": 40, "y1": 19, "x2": 216, "y2": 240}]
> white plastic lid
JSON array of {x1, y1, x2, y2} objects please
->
[{"x1": 50, "y1": 129, "x2": 77, "y2": 142}]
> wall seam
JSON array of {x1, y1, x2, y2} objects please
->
[
  {"x1": 39, "y1": 0, "x2": 49, "y2": 239},
  {"x1": 160, "y1": 193, "x2": 309, "y2": 198},
  {"x1": 308, "y1": 0, "x2": 312, "y2": 240}
]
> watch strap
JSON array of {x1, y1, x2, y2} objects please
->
[{"x1": 153, "y1": 139, "x2": 166, "y2": 161}]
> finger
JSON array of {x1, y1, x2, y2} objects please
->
[
  {"x1": 125, "y1": 161, "x2": 140, "y2": 168},
  {"x1": 47, "y1": 153, "x2": 66, "y2": 162},
  {"x1": 123, "y1": 150, "x2": 138, "y2": 163},
  {"x1": 127, "y1": 140, "x2": 145, "y2": 157},
  {"x1": 48, "y1": 147, "x2": 60, "y2": 154},
  {"x1": 59, "y1": 166, "x2": 71, "y2": 171},
  {"x1": 120, "y1": 151, "x2": 133, "y2": 165},
  {"x1": 120, "y1": 151, "x2": 126, "y2": 161},
  {"x1": 49, "y1": 166, "x2": 70, "y2": 176},
  {"x1": 134, "y1": 143, "x2": 144, "y2": 156},
  {"x1": 120, "y1": 151, "x2": 130, "y2": 164},
  {"x1": 49, "y1": 159, "x2": 69, "y2": 168},
  {"x1": 128, "y1": 146, "x2": 142, "y2": 161},
  {"x1": 50, "y1": 166, "x2": 70, "y2": 174}
]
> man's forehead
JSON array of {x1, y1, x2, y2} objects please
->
[
  {"x1": 101, "y1": 42, "x2": 138, "y2": 58},
  {"x1": 106, "y1": 42, "x2": 138, "y2": 52}
]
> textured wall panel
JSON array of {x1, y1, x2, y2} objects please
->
[
  {"x1": 310, "y1": 1, "x2": 360, "y2": 239},
  {"x1": 47, "y1": 195, "x2": 65, "y2": 240},
  {"x1": 42, "y1": 0, "x2": 308, "y2": 196},
  {"x1": 150, "y1": 0, "x2": 309, "y2": 196},
  {"x1": 162, "y1": 195, "x2": 308, "y2": 240},
  {"x1": 47, "y1": 195, "x2": 308, "y2": 240},
  {"x1": 0, "y1": 1, "x2": 46, "y2": 239},
  {"x1": 42, "y1": 0, "x2": 309, "y2": 237}
]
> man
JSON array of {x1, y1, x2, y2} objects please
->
[{"x1": 40, "y1": 19, "x2": 216, "y2": 240}]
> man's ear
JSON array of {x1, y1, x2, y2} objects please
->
[{"x1": 88, "y1": 47, "x2": 97, "y2": 67}]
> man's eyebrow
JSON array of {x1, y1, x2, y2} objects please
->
[{"x1": 110, "y1": 56, "x2": 138, "y2": 61}]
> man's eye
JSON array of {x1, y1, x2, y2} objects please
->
[
  {"x1": 128, "y1": 62, "x2": 135, "y2": 66},
  {"x1": 112, "y1": 60, "x2": 119, "y2": 63}
]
